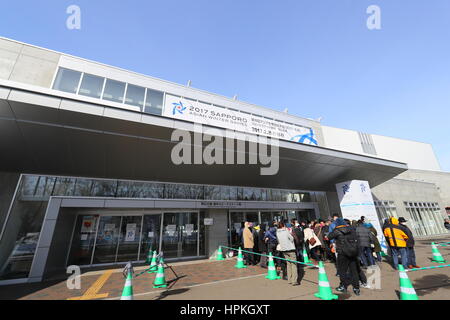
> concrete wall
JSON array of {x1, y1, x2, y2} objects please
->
[
  {"x1": 396, "y1": 169, "x2": 450, "y2": 208},
  {"x1": 43, "y1": 208, "x2": 77, "y2": 279},
  {"x1": 371, "y1": 135, "x2": 441, "y2": 172},
  {"x1": 322, "y1": 126, "x2": 364, "y2": 155},
  {"x1": 0, "y1": 38, "x2": 60, "y2": 88},
  {"x1": 322, "y1": 125, "x2": 442, "y2": 172},
  {"x1": 371, "y1": 178, "x2": 448, "y2": 235}
]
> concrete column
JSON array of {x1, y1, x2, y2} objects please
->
[{"x1": 204, "y1": 209, "x2": 228, "y2": 259}]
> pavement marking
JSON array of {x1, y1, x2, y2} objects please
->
[
  {"x1": 67, "y1": 269, "x2": 114, "y2": 300},
  {"x1": 105, "y1": 273, "x2": 267, "y2": 300}
]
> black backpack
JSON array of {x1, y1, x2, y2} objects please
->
[{"x1": 339, "y1": 229, "x2": 359, "y2": 258}]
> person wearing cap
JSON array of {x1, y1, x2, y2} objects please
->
[
  {"x1": 397, "y1": 217, "x2": 420, "y2": 269},
  {"x1": 383, "y1": 217, "x2": 409, "y2": 270},
  {"x1": 327, "y1": 218, "x2": 361, "y2": 296}
]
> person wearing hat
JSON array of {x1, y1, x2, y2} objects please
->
[
  {"x1": 397, "y1": 217, "x2": 420, "y2": 269},
  {"x1": 328, "y1": 218, "x2": 361, "y2": 296},
  {"x1": 383, "y1": 217, "x2": 409, "y2": 270}
]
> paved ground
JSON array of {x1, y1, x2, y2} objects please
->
[{"x1": 0, "y1": 238, "x2": 449, "y2": 300}]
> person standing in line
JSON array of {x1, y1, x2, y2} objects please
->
[
  {"x1": 265, "y1": 222, "x2": 280, "y2": 271},
  {"x1": 328, "y1": 218, "x2": 362, "y2": 296},
  {"x1": 242, "y1": 222, "x2": 255, "y2": 266},
  {"x1": 314, "y1": 221, "x2": 326, "y2": 261},
  {"x1": 257, "y1": 224, "x2": 268, "y2": 268},
  {"x1": 397, "y1": 217, "x2": 420, "y2": 269},
  {"x1": 383, "y1": 217, "x2": 409, "y2": 270},
  {"x1": 322, "y1": 220, "x2": 335, "y2": 262},
  {"x1": 291, "y1": 219, "x2": 305, "y2": 262},
  {"x1": 276, "y1": 221, "x2": 299, "y2": 286},
  {"x1": 304, "y1": 223, "x2": 322, "y2": 262},
  {"x1": 365, "y1": 222, "x2": 382, "y2": 263},
  {"x1": 250, "y1": 223, "x2": 260, "y2": 264},
  {"x1": 356, "y1": 220, "x2": 375, "y2": 268}
]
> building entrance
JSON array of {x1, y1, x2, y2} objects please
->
[
  {"x1": 228, "y1": 209, "x2": 317, "y2": 248},
  {"x1": 67, "y1": 211, "x2": 199, "y2": 267}
]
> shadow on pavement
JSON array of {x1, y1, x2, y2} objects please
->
[
  {"x1": 414, "y1": 273, "x2": 450, "y2": 297},
  {"x1": 166, "y1": 274, "x2": 187, "y2": 289},
  {"x1": 152, "y1": 288, "x2": 190, "y2": 300},
  {"x1": 0, "y1": 279, "x2": 65, "y2": 300}
]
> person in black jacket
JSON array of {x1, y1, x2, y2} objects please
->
[
  {"x1": 327, "y1": 218, "x2": 361, "y2": 296},
  {"x1": 257, "y1": 224, "x2": 268, "y2": 268},
  {"x1": 291, "y1": 219, "x2": 305, "y2": 260},
  {"x1": 398, "y1": 217, "x2": 420, "y2": 269}
]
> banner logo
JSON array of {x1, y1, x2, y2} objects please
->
[
  {"x1": 172, "y1": 102, "x2": 187, "y2": 115},
  {"x1": 290, "y1": 129, "x2": 318, "y2": 146}
]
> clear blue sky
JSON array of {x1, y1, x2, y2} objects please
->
[{"x1": 2, "y1": 0, "x2": 450, "y2": 171}]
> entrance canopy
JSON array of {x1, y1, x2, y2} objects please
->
[{"x1": 0, "y1": 83, "x2": 408, "y2": 192}]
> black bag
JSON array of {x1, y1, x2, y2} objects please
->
[{"x1": 339, "y1": 230, "x2": 359, "y2": 258}]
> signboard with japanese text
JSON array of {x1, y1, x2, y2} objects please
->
[
  {"x1": 336, "y1": 180, "x2": 387, "y2": 253},
  {"x1": 164, "y1": 94, "x2": 318, "y2": 146}
]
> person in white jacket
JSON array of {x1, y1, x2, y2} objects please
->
[{"x1": 304, "y1": 224, "x2": 322, "y2": 262}]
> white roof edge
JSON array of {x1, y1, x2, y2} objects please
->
[{"x1": 0, "y1": 36, "x2": 319, "y2": 126}]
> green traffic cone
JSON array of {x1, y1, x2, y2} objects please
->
[
  {"x1": 398, "y1": 265, "x2": 419, "y2": 300},
  {"x1": 265, "y1": 253, "x2": 281, "y2": 280},
  {"x1": 120, "y1": 270, "x2": 134, "y2": 300},
  {"x1": 303, "y1": 248, "x2": 310, "y2": 264},
  {"x1": 314, "y1": 261, "x2": 338, "y2": 300},
  {"x1": 153, "y1": 260, "x2": 167, "y2": 289},
  {"x1": 148, "y1": 251, "x2": 158, "y2": 273},
  {"x1": 431, "y1": 242, "x2": 446, "y2": 263},
  {"x1": 235, "y1": 248, "x2": 247, "y2": 269},
  {"x1": 216, "y1": 246, "x2": 225, "y2": 261}
]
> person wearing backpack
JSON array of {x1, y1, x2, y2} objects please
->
[
  {"x1": 383, "y1": 217, "x2": 409, "y2": 270},
  {"x1": 327, "y1": 218, "x2": 361, "y2": 296},
  {"x1": 291, "y1": 219, "x2": 305, "y2": 261}
]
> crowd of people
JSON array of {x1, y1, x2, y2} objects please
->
[{"x1": 235, "y1": 213, "x2": 425, "y2": 296}]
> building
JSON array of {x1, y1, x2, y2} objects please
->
[{"x1": 0, "y1": 37, "x2": 448, "y2": 285}]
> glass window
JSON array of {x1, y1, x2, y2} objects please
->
[
  {"x1": 21, "y1": 176, "x2": 40, "y2": 197},
  {"x1": 144, "y1": 89, "x2": 164, "y2": 115},
  {"x1": 52, "y1": 68, "x2": 81, "y2": 94},
  {"x1": 73, "y1": 179, "x2": 94, "y2": 196},
  {"x1": 78, "y1": 73, "x2": 105, "y2": 98},
  {"x1": 102, "y1": 79, "x2": 126, "y2": 103},
  {"x1": 91, "y1": 180, "x2": 117, "y2": 197},
  {"x1": 52, "y1": 177, "x2": 76, "y2": 196},
  {"x1": 125, "y1": 84, "x2": 146, "y2": 109}
]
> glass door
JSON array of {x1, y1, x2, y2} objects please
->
[
  {"x1": 67, "y1": 215, "x2": 99, "y2": 266},
  {"x1": 92, "y1": 216, "x2": 121, "y2": 264},
  {"x1": 116, "y1": 216, "x2": 142, "y2": 263},
  {"x1": 161, "y1": 212, "x2": 199, "y2": 259},
  {"x1": 139, "y1": 214, "x2": 162, "y2": 260}
]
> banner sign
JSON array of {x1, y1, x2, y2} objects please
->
[
  {"x1": 164, "y1": 94, "x2": 319, "y2": 146},
  {"x1": 125, "y1": 223, "x2": 137, "y2": 242},
  {"x1": 336, "y1": 180, "x2": 387, "y2": 253}
]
